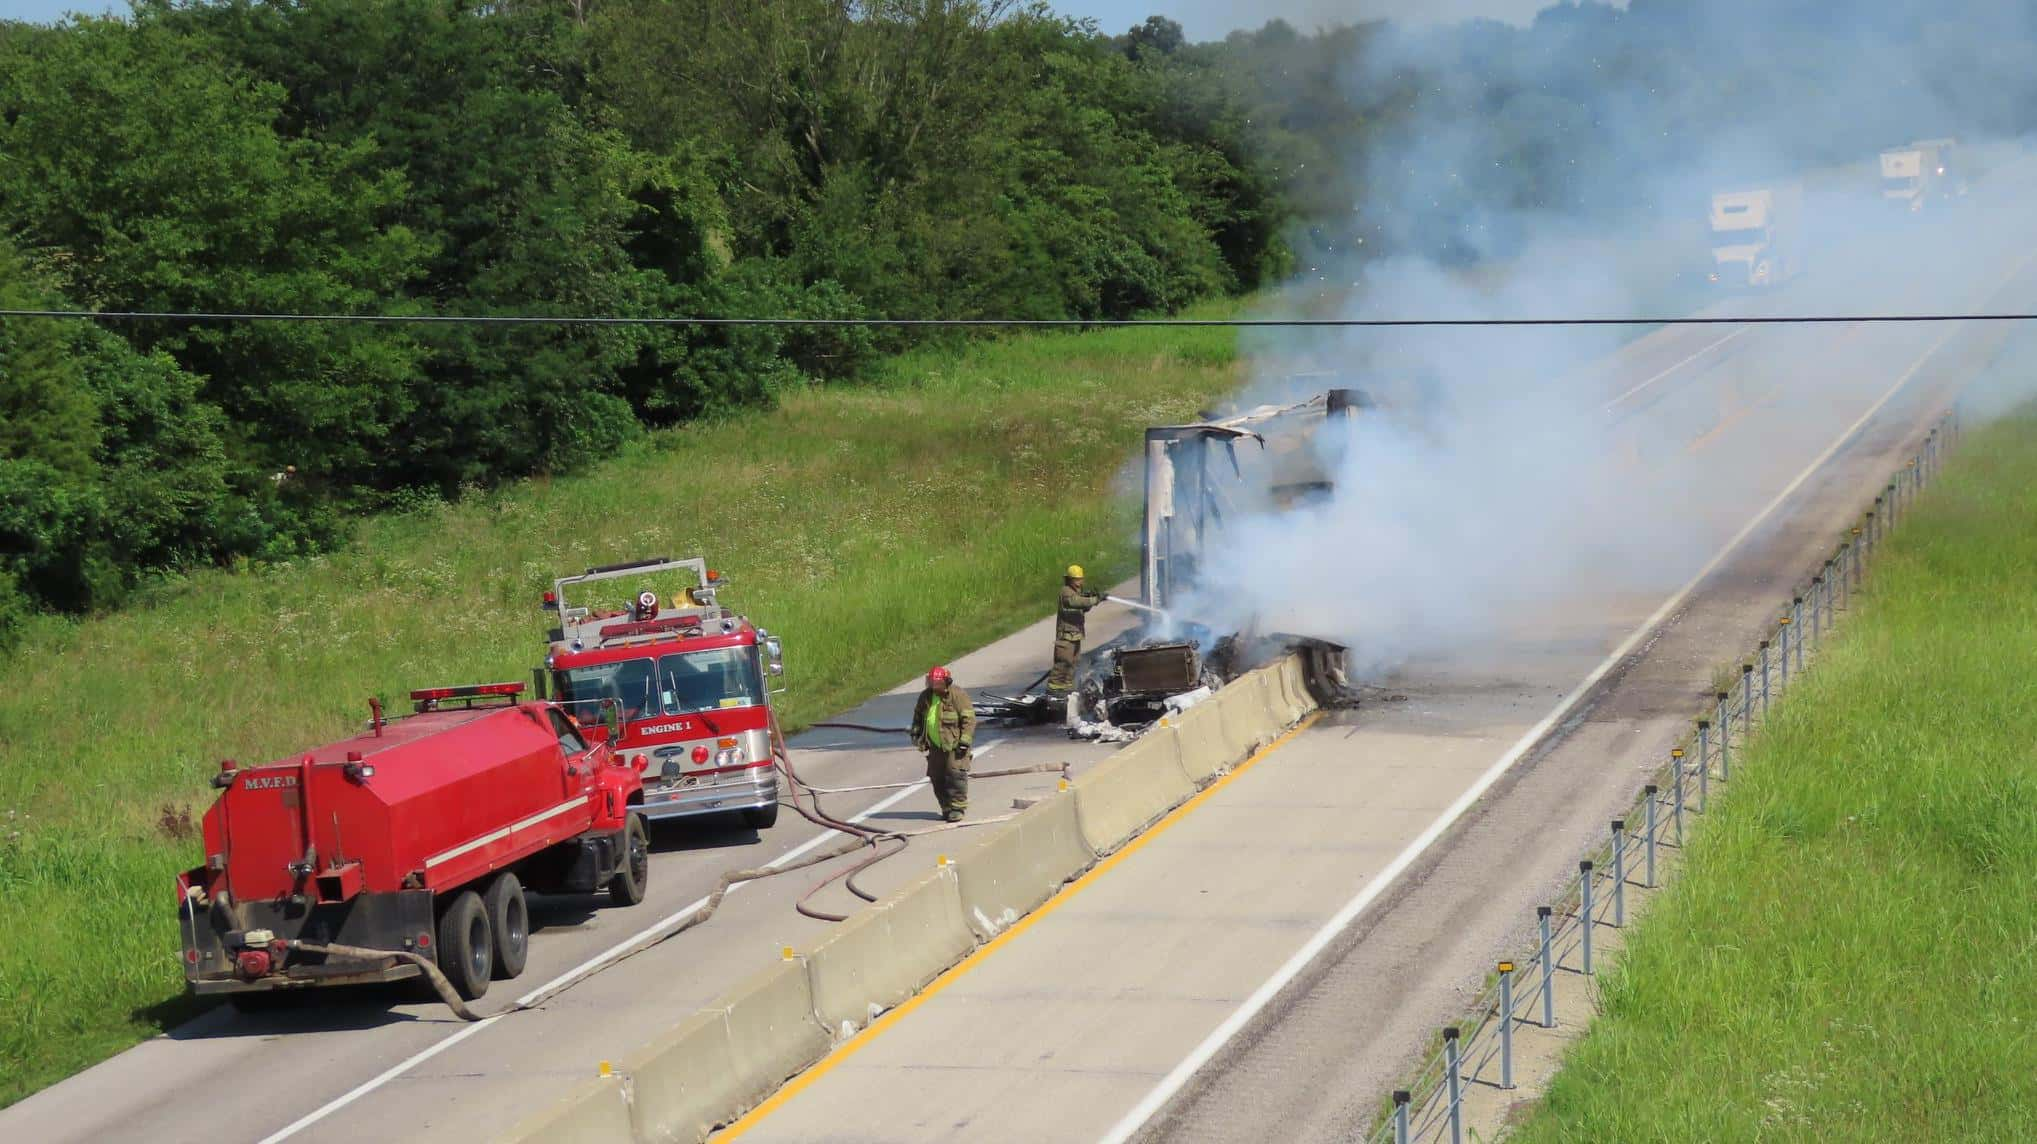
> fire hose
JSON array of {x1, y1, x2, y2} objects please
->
[
  {"x1": 286, "y1": 939, "x2": 486, "y2": 1021},
  {"x1": 774, "y1": 744, "x2": 1060, "y2": 920}
]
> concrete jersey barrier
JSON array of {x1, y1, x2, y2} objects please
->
[
  {"x1": 621, "y1": 958, "x2": 832, "y2": 1142},
  {"x1": 623, "y1": 1009, "x2": 737, "y2": 1144},
  {"x1": 1172, "y1": 699, "x2": 1231, "y2": 782},
  {"x1": 955, "y1": 792, "x2": 1096, "y2": 940},
  {"x1": 805, "y1": 864, "x2": 974, "y2": 1036},
  {"x1": 1072, "y1": 726, "x2": 1195, "y2": 854}
]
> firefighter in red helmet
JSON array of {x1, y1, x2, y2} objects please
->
[{"x1": 909, "y1": 666, "x2": 975, "y2": 821}]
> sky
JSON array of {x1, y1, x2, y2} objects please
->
[{"x1": 0, "y1": 0, "x2": 1558, "y2": 34}]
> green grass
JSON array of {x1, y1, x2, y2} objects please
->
[
  {"x1": 0, "y1": 308, "x2": 1248, "y2": 1106},
  {"x1": 1514, "y1": 408, "x2": 2037, "y2": 1142}
]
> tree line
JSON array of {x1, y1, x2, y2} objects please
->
[{"x1": 5, "y1": 0, "x2": 2033, "y2": 636}]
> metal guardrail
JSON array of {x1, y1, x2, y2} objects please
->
[{"x1": 1368, "y1": 408, "x2": 1959, "y2": 1144}]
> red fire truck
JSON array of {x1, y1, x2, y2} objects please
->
[
  {"x1": 540, "y1": 557, "x2": 786, "y2": 830},
  {"x1": 177, "y1": 683, "x2": 648, "y2": 1003}
]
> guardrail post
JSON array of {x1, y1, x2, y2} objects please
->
[
  {"x1": 1850, "y1": 528, "x2": 1863, "y2": 592},
  {"x1": 1759, "y1": 640, "x2": 1771, "y2": 720},
  {"x1": 1793, "y1": 596, "x2": 1805, "y2": 673},
  {"x1": 1444, "y1": 1027, "x2": 1464, "y2": 1144},
  {"x1": 1812, "y1": 574, "x2": 1824, "y2": 645},
  {"x1": 1538, "y1": 906, "x2": 1555, "y2": 1028},
  {"x1": 1715, "y1": 694, "x2": 1732, "y2": 779},
  {"x1": 1741, "y1": 664, "x2": 1754, "y2": 738},
  {"x1": 1611, "y1": 819, "x2": 1627, "y2": 926},
  {"x1": 1393, "y1": 1090, "x2": 1411, "y2": 1144},
  {"x1": 1672, "y1": 751, "x2": 1686, "y2": 844},
  {"x1": 1644, "y1": 785, "x2": 1659, "y2": 887},
  {"x1": 1498, "y1": 962, "x2": 1516, "y2": 1090},
  {"x1": 1679, "y1": 743, "x2": 1701, "y2": 814},
  {"x1": 1579, "y1": 861, "x2": 1595, "y2": 974},
  {"x1": 1697, "y1": 719, "x2": 1711, "y2": 778},
  {"x1": 1778, "y1": 618, "x2": 1791, "y2": 687}
]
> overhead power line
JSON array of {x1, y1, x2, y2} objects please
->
[{"x1": 5, "y1": 307, "x2": 2037, "y2": 328}]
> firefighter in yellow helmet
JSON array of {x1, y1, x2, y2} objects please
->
[{"x1": 1047, "y1": 564, "x2": 1103, "y2": 697}]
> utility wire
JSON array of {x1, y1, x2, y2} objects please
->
[{"x1": 6, "y1": 308, "x2": 2037, "y2": 328}]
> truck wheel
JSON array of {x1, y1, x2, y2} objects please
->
[
  {"x1": 482, "y1": 873, "x2": 529, "y2": 980},
  {"x1": 436, "y1": 890, "x2": 493, "y2": 1001},
  {"x1": 608, "y1": 814, "x2": 649, "y2": 906},
  {"x1": 741, "y1": 801, "x2": 780, "y2": 831}
]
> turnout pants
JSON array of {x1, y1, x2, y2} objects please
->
[
  {"x1": 925, "y1": 747, "x2": 970, "y2": 817},
  {"x1": 1046, "y1": 636, "x2": 1081, "y2": 694}
]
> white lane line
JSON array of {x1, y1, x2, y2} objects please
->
[
  {"x1": 1096, "y1": 321, "x2": 1969, "y2": 1144},
  {"x1": 1602, "y1": 326, "x2": 1750, "y2": 411},
  {"x1": 258, "y1": 741, "x2": 999, "y2": 1144}
]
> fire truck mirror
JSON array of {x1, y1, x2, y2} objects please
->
[
  {"x1": 601, "y1": 698, "x2": 622, "y2": 740},
  {"x1": 531, "y1": 668, "x2": 549, "y2": 700},
  {"x1": 765, "y1": 637, "x2": 784, "y2": 676}
]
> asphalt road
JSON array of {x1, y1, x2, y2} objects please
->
[
  {"x1": 11, "y1": 157, "x2": 2037, "y2": 1144},
  {"x1": 726, "y1": 165, "x2": 2037, "y2": 1143}
]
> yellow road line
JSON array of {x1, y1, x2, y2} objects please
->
[{"x1": 713, "y1": 709, "x2": 1328, "y2": 1140}]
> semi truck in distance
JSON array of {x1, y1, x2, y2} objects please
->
[
  {"x1": 1708, "y1": 182, "x2": 1806, "y2": 290},
  {"x1": 1880, "y1": 138, "x2": 1965, "y2": 212}
]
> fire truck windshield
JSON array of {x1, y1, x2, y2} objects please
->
[{"x1": 553, "y1": 647, "x2": 765, "y2": 724}]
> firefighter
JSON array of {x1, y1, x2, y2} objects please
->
[
  {"x1": 1047, "y1": 564, "x2": 1104, "y2": 697},
  {"x1": 909, "y1": 666, "x2": 975, "y2": 822}
]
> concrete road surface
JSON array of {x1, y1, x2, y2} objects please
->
[{"x1": 727, "y1": 169, "x2": 2037, "y2": 1143}]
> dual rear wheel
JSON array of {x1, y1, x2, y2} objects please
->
[
  {"x1": 436, "y1": 815, "x2": 648, "y2": 1001},
  {"x1": 435, "y1": 871, "x2": 531, "y2": 1001}
]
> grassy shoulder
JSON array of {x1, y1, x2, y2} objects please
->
[
  {"x1": 0, "y1": 309, "x2": 1247, "y2": 1107},
  {"x1": 1513, "y1": 408, "x2": 2037, "y2": 1141}
]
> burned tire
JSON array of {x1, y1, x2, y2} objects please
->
[
  {"x1": 741, "y1": 801, "x2": 780, "y2": 831},
  {"x1": 436, "y1": 890, "x2": 493, "y2": 1001},
  {"x1": 482, "y1": 873, "x2": 529, "y2": 981},
  {"x1": 608, "y1": 814, "x2": 649, "y2": 907}
]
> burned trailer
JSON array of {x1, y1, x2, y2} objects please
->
[{"x1": 1138, "y1": 387, "x2": 1367, "y2": 705}]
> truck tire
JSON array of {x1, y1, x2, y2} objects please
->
[
  {"x1": 436, "y1": 890, "x2": 494, "y2": 1001},
  {"x1": 741, "y1": 801, "x2": 780, "y2": 830},
  {"x1": 608, "y1": 814, "x2": 649, "y2": 906},
  {"x1": 482, "y1": 873, "x2": 529, "y2": 981}
]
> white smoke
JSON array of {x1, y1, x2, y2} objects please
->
[{"x1": 1172, "y1": 4, "x2": 2037, "y2": 677}]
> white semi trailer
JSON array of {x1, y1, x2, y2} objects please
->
[{"x1": 1708, "y1": 182, "x2": 1805, "y2": 289}]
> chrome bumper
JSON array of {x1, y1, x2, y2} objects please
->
[{"x1": 637, "y1": 766, "x2": 778, "y2": 821}]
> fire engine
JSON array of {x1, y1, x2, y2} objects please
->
[
  {"x1": 177, "y1": 683, "x2": 648, "y2": 1004},
  {"x1": 539, "y1": 557, "x2": 785, "y2": 829}
]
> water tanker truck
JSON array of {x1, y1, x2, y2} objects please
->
[
  {"x1": 539, "y1": 557, "x2": 787, "y2": 830},
  {"x1": 177, "y1": 682, "x2": 648, "y2": 1005}
]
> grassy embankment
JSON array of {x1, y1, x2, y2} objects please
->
[
  {"x1": 1515, "y1": 407, "x2": 2037, "y2": 1140},
  {"x1": 0, "y1": 312, "x2": 1247, "y2": 1107}
]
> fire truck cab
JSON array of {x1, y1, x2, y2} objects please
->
[{"x1": 540, "y1": 557, "x2": 785, "y2": 829}]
